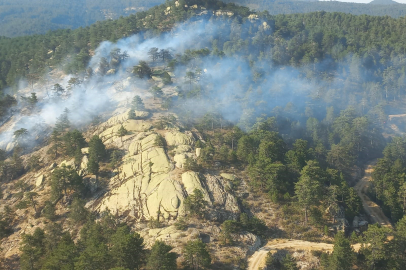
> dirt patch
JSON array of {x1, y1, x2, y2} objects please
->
[{"x1": 354, "y1": 160, "x2": 393, "y2": 228}]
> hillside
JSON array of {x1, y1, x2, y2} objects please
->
[
  {"x1": 1, "y1": 0, "x2": 406, "y2": 269},
  {"x1": 3, "y1": 0, "x2": 406, "y2": 37}
]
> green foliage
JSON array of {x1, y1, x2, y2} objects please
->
[
  {"x1": 328, "y1": 232, "x2": 355, "y2": 270},
  {"x1": 110, "y1": 226, "x2": 146, "y2": 270},
  {"x1": 27, "y1": 154, "x2": 41, "y2": 171},
  {"x1": 13, "y1": 128, "x2": 28, "y2": 147},
  {"x1": 42, "y1": 201, "x2": 57, "y2": 221},
  {"x1": 182, "y1": 239, "x2": 211, "y2": 270},
  {"x1": 128, "y1": 110, "x2": 136, "y2": 120},
  {"x1": 133, "y1": 61, "x2": 152, "y2": 79},
  {"x1": 18, "y1": 216, "x2": 148, "y2": 270},
  {"x1": 372, "y1": 137, "x2": 406, "y2": 222},
  {"x1": 154, "y1": 134, "x2": 166, "y2": 147},
  {"x1": 41, "y1": 232, "x2": 78, "y2": 270},
  {"x1": 239, "y1": 213, "x2": 267, "y2": 237},
  {"x1": 0, "y1": 208, "x2": 13, "y2": 239},
  {"x1": 146, "y1": 241, "x2": 177, "y2": 270},
  {"x1": 69, "y1": 198, "x2": 89, "y2": 224},
  {"x1": 359, "y1": 224, "x2": 392, "y2": 269},
  {"x1": 280, "y1": 254, "x2": 298, "y2": 270},
  {"x1": 265, "y1": 252, "x2": 298, "y2": 270},
  {"x1": 21, "y1": 93, "x2": 38, "y2": 109},
  {"x1": 87, "y1": 155, "x2": 100, "y2": 176},
  {"x1": 131, "y1": 96, "x2": 145, "y2": 111},
  {"x1": 55, "y1": 108, "x2": 71, "y2": 133},
  {"x1": 174, "y1": 217, "x2": 188, "y2": 231},
  {"x1": 51, "y1": 165, "x2": 84, "y2": 200},
  {"x1": 220, "y1": 220, "x2": 240, "y2": 245},
  {"x1": 62, "y1": 130, "x2": 86, "y2": 157},
  {"x1": 117, "y1": 125, "x2": 128, "y2": 137},
  {"x1": 88, "y1": 135, "x2": 107, "y2": 162},
  {"x1": 184, "y1": 189, "x2": 207, "y2": 218},
  {"x1": 75, "y1": 221, "x2": 113, "y2": 270},
  {"x1": 20, "y1": 228, "x2": 46, "y2": 270},
  {"x1": 183, "y1": 157, "x2": 201, "y2": 172}
]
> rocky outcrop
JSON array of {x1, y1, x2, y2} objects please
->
[
  {"x1": 204, "y1": 174, "x2": 240, "y2": 221},
  {"x1": 91, "y1": 114, "x2": 239, "y2": 223},
  {"x1": 164, "y1": 130, "x2": 195, "y2": 146}
]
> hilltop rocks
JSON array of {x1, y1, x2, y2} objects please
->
[
  {"x1": 99, "y1": 120, "x2": 152, "y2": 144},
  {"x1": 164, "y1": 130, "x2": 195, "y2": 146}
]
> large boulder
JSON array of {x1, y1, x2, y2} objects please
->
[
  {"x1": 99, "y1": 120, "x2": 152, "y2": 144},
  {"x1": 182, "y1": 172, "x2": 207, "y2": 197},
  {"x1": 165, "y1": 130, "x2": 195, "y2": 146},
  {"x1": 174, "y1": 153, "x2": 194, "y2": 168},
  {"x1": 35, "y1": 175, "x2": 45, "y2": 187}
]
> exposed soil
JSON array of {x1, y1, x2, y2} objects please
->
[
  {"x1": 354, "y1": 160, "x2": 393, "y2": 228},
  {"x1": 248, "y1": 239, "x2": 362, "y2": 270}
]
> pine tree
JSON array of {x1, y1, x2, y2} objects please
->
[
  {"x1": 146, "y1": 241, "x2": 177, "y2": 270},
  {"x1": 55, "y1": 108, "x2": 71, "y2": 133},
  {"x1": 69, "y1": 198, "x2": 89, "y2": 224},
  {"x1": 110, "y1": 226, "x2": 146, "y2": 270},
  {"x1": 88, "y1": 135, "x2": 107, "y2": 162},
  {"x1": 182, "y1": 239, "x2": 211, "y2": 270},
  {"x1": 20, "y1": 228, "x2": 46, "y2": 270},
  {"x1": 281, "y1": 254, "x2": 298, "y2": 270},
  {"x1": 41, "y1": 233, "x2": 77, "y2": 270},
  {"x1": 329, "y1": 232, "x2": 355, "y2": 270},
  {"x1": 184, "y1": 189, "x2": 207, "y2": 218},
  {"x1": 42, "y1": 201, "x2": 56, "y2": 221},
  {"x1": 131, "y1": 95, "x2": 145, "y2": 111},
  {"x1": 117, "y1": 125, "x2": 128, "y2": 138}
]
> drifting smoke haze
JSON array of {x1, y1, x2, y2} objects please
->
[{"x1": 0, "y1": 17, "x2": 379, "y2": 150}]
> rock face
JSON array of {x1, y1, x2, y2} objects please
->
[
  {"x1": 164, "y1": 130, "x2": 195, "y2": 146},
  {"x1": 204, "y1": 174, "x2": 240, "y2": 220},
  {"x1": 94, "y1": 114, "x2": 240, "y2": 222}
]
